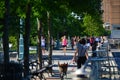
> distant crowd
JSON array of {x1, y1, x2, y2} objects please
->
[
  {"x1": 40, "y1": 35, "x2": 108, "y2": 54},
  {"x1": 70, "y1": 36, "x2": 108, "y2": 50}
]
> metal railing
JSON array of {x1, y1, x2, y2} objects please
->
[{"x1": 72, "y1": 42, "x2": 120, "y2": 80}]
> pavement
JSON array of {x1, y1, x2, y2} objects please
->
[
  {"x1": 44, "y1": 49, "x2": 77, "y2": 80},
  {"x1": 8, "y1": 48, "x2": 77, "y2": 80},
  {"x1": 44, "y1": 48, "x2": 120, "y2": 80},
  {"x1": 2, "y1": 47, "x2": 120, "y2": 80}
]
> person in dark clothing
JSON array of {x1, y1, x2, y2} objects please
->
[
  {"x1": 92, "y1": 41, "x2": 98, "y2": 57},
  {"x1": 71, "y1": 37, "x2": 74, "y2": 50}
]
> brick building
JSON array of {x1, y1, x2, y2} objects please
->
[{"x1": 102, "y1": 0, "x2": 120, "y2": 30}]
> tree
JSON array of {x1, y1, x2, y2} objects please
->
[
  {"x1": 3, "y1": 0, "x2": 10, "y2": 64},
  {"x1": 23, "y1": 1, "x2": 31, "y2": 78},
  {"x1": 82, "y1": 13, "x2": 105, "y2": 36},
  {"x1": 68, "y1": 0, "x2": 102, "y2": 16}
]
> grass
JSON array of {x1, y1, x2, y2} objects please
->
[{"x1": 29, "y1": 50, "x2": 37, "y2": 54}]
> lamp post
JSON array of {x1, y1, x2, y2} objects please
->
[{"x1": 18, "y1": 19, "x2": 24, "y2": 60}]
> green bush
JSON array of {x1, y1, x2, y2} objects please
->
[
  {"x1": 9, "y1": 36, "x2": 17, "y2": 50},
  {"x1": 30, "y1": 36, "x2": 37, "y2": 46}
]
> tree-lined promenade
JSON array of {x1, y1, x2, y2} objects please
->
[{"x1": 0, "y1": 0, "x2": 111, "y2": 80}]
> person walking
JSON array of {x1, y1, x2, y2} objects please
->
[
  {"x1": 61, "y1": 35, "x2": 67, "y2": 56},
  {"x1": 72, "y1": 38, "x2": 88, "y2": 69},
  {"x1": 71, "y1": 37, "x2": 75, "y2": 50},
  {"x1": 41, "y1": 36, "x2": 46, "y2": 54},
  {"x1": 92, "y1": 41, "x2": 98, "y2": 57}
]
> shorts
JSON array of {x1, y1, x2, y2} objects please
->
[
  {"x1": 62, "y1": 45, "x2": 67, "y2": 47},
  {"x1": 41, "y1": 45, "x2": 45, "y2": 49}
]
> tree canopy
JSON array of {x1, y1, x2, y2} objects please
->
[{"x1": 0, "y1": 0, "x2": 105, "y2": 46}]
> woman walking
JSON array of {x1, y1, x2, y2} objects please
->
[
  {"x1": 73, "y1": 38, "x2": 88, "y2": 69},
  {"x1": 61, "y1": 35, "x2": 67, "y2": 56}
]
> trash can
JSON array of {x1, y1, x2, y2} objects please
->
[{"x1": 0, "y1": 62, "x2": 23, "y2": 80}]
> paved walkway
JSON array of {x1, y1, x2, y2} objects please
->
[
  {"x1": 7, "y1": 47, "x2": 120, "y2": 80},
  {"x1": 8, "y1": 49, "x2": 77, "y2": 80},
  {"x1": 44, "y1": 48, "x2": 120, "y2": 80},
  {"x1": 45, "y1": 49, "x2": 77, "y2": 80}
]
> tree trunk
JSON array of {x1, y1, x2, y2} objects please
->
[
  {"x1": 47, "y1": 11, "x2": 52, "y2": 65},
  {"x1": 2, "y1": 0, "x2": 10, "y2": 78},
  {"x1": 3, "y1": 0, "x2": 10, "y2": 64},
  {"x1": 37, "y1": 18, "x2": 42, "y2": 80},
  {"x1": 24, "y1": 2, "x2": 31, "y2": 78}
]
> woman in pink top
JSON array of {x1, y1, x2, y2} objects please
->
[{"x1": 62, "y1": 35, "x2": 67, "y2": 56}]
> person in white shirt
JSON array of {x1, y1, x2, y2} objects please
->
[{"x1": 41, "y1": 36, "x2": 46, "y2": 54}]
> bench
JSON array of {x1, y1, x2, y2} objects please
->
[
  {"x1": 29, "y1": 59, "x2": 54, "y2": 79},
  {"x1": 30, "y1": 67, "x2": 47, "y2": 80},
  {"x1": 29, "y1": 64, "x2": 54, "y2": 79},
  {"x1": 42, "y1": 56, "x2": 55, "y2": 76},
  {"x1": 45, "y1": 64, "x2": 54, "y2": 76},
  {"x1": 29, "y1": 60, "x2": 39, "y2": 71}
]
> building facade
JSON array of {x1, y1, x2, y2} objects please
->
[{"x1": 102, "y1": 0, "x2": 120, "y2": 29}]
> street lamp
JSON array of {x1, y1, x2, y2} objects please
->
[{"x1": 18, "y1": 19, "x2": 24, "y2": 60}]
